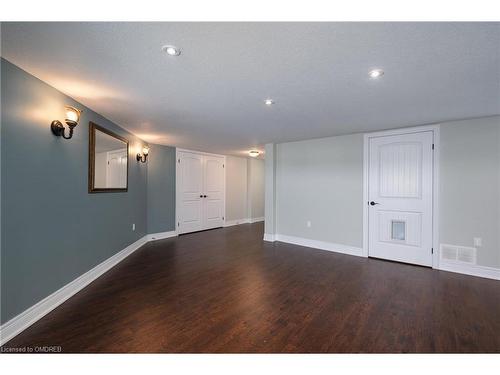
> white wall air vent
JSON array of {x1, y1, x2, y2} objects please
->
[{"x1": 440, "y1": 244, "x2": 477, "y2": 265}]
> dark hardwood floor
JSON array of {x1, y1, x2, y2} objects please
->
[{"x1": 2, "y1": 222, "x2": 500, "y2": 353}]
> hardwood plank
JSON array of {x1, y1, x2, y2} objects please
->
[{"x1": 2, "y1": 223, "x2": 499, "y2": 353}]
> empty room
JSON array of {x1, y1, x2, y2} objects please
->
[{"x1": 1, "y1": 2, "x2": 500, "y2": 370}]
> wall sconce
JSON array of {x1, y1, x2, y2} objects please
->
[
  {"x1": 137, "y1": 146, "x2": 150, "y2": 163},
  {"x1": 249, "y1": 150, "x2": 260, "y2": 158},
  {"x1": 51, "y1": 106, "x2": 82, "y2": 139}
]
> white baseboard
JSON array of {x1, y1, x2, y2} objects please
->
[
  {"x1": 249, "y1": 217, "x2": 264, "y2": 223},
  {"x1": 146, "y1": 230, "x2": 178, "y2": 241},
  {"x1": 438, "y1": 261, "x2": 500, "y2": 281},
  {"x1": 224, "y1": 218, "x2": 250, "y2": 227},
  {"x1": 224, "y1": 217, "x2": 264, "y2": 227},
  {"x1": 274, "y1": 234, "x2": 364, "y2": 258},
  {"x1": 5, "y1": 228, "x2": 497, "y2": 346},
  {"x1": 0, "y1": 235, "x2": 149, "y2": 346},
  {"x1": 263, "y1": 233, "x2": 275, "y2": 242}
]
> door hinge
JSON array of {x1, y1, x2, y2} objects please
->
[
  {"x1": 431, "y1": 247, "x2": 434, "y2": 254},
  {"x1": 222, "y1": 216, "x2": 225, "y2": 220},
  {"x1": 177, "y1": 222, "x2": 180, "y2": 227},
  {"x1": 178, "y1": 158, "x2": 180, "y2": 163},
  {"x1": 432, "y1": 144, "x2": 435, "y2": 150},
  {"x1": 223, "y1": 164, "x2": 225, "y2": 168}
]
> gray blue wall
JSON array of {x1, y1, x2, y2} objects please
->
[
  {"x1": 1, "y1": 59, "x2": 150, "y2": 323},
  {"x1": 147, "y1": 144, "x2": 176, "y2": 233}
]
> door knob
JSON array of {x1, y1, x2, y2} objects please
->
[
  {"x1": 199, "y1": 195, "x2": 203, "y2": 198},
  {"x1": 203, "y1": 195, "x2": 207, "y2": 198},
  {"x1": 370, "y1": 201, "x2": 380, "y2": 206}
]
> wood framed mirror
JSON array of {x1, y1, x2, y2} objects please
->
[{"x1": 88, "y1": 122, "x2": 129, "y2": 193}]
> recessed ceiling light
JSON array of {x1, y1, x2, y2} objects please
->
[
  {"x1": 249, "y1": 150, "x2": 260, "y2": 158},
  {"x1": 162, "y1": 45, "x2": 181, "y2": 56},
  {"x1": 264, "y1": 99, "x2": 275, "y2": 106},
  {"x1": 369, "y1": 69, "x2": 384, "y2": 79}
]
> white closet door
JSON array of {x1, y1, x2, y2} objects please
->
[
  {"x1": 203, "y1": 155, "x2": 225, "y2": 229},
  {"x1": 178, "y1": 151, "x2": 204, "y2": 234},
  {"x1": 368, "y1": 131, "x2": 433, "y2": 266},
  {"x1": 106, "y1": 149, "x2": 127, "y2": 188}
]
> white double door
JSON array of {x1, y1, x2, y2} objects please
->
[
  {"x1": 368, "y1": 130, "x2": 434, "y2": 266},
  {"x1": 177, "y1": 150, "x2": 225, "y2": 234}
]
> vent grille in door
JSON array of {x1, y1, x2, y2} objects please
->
[{"x1": 440, "y1": 244, "x2": 477, "y2": 265}]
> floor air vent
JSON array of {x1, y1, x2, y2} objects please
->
[{"x1": 440, "y1": 244, "x2": 477, "y2": 265}]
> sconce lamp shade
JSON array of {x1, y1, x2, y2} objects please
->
[
  {"x1": 249, "y1": 150, "x2": 260, "y2": 158},
  {"x1": 137, "y1": 145, "x2": 150, "y2": 163},
  {"x1": 64, "y1": 106, "x2": 82, "y2": 126},
  {"x1": 51, "y1": 105, "x2": 82, "y2": 140}
]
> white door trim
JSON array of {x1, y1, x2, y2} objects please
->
[
  {"x1": 362, "y1": 124, "x2": 440, "y2": 268},
  {"x1": 175, "y1": 148, "x2": 226, "y2": 234}
]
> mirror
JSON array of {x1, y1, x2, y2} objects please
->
[{"x1": 89, "y1": 122, "x2": 129, "y2": 193}]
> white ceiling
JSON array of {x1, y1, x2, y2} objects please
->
[{"x1": 2, "y1": 22, "x2": 499, "y2": 156}]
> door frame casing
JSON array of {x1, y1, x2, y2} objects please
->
[
  {"x1": 362, "y1": 125, "x2": 440, "y2": 268},
  {"x1": 175, "y1": 148, "x2": 226, "y2": 234}
]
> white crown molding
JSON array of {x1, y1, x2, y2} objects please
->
[
  {"x1": 146, "y1": 230, "x2": 178, "y2": 241},
  {"x1": 274, "y1": 234, "x2": 364, "y2": 257},
  {"x1": 439, "y1": 260, "x2": 500, "y2": 281}
]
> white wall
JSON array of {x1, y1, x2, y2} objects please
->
[
  {"x1": 440, "y1": 116, "x2": 500, "y2": 268},
  {"x1": 225, "y1": 156, "x2": 248, "y2": 222},
  {"x1": 225, "y1": 156, "x2": 265, "y2": 223},
  {"x1": 247, "y1": 158, "x2": 265, "y2": 220},
  {"x1": 266, "y1": 116, "x2": 500, "y2": 269},
  {"x1": 264, "y1": 144, "x2": 276, "y2": 236},
  {"x1": 275, "y1": 134, "x2": 364, "y2": 248}
]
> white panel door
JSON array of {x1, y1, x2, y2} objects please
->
[
  {"x1": 177, "y1": 150, "x2": 225, "y2": 234},
  {"x1": 178, "y1": 152, "x2": 204, "y2": 234},
  {"x1": 368, "y1": 131, "x2": 433, "y2": 266},
  {"x1": 106, "y1": 149, "x2": 127, "y2": 188},
  {"x1": 203, "y1": 155, "x2": 225, "y2": 229}
]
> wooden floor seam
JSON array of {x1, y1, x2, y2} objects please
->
[{"x1": 2, "y1": 222, "x2": 499, "y2": 353}]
